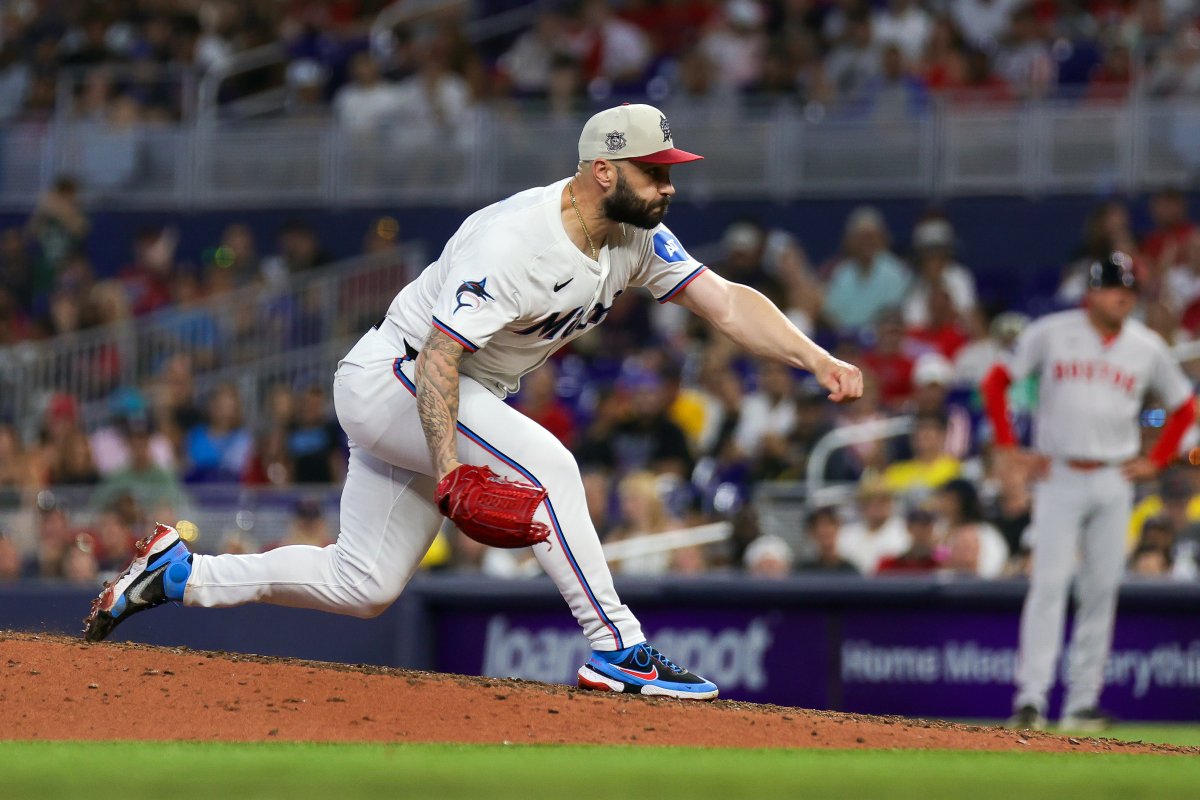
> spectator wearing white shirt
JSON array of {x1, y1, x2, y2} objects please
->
[
  {"x1": 825, "y1": 9, "x2": 881, "y2": 104},
  {"x1": 952, "y1": 310, "x2": 1028, "y2": 387},
  {"x1": 575, "y1": 0, "x2": 653, "y2": 85},
  {"x1": 873, "y1": 0, "x2": 933, "y2": 65},
  {"x1": 993, "y1": 4, "x2": 1056, "y2": 99},
  {"x1": 902, "y1": 217, "x2": 977, "y2": 329},
  {"x1": 733, "y1": 361, "x2": 797, "y2": 461},
  {"x1": 697, "y1": 0, "x2": 769, "y2": 91},
  {"x1": 951, "y1": 0, "x2": 1021, "y2": 53},
  {"x1": 333, "y1": 52, "x2": 401, "y2": 131},
  {"x1": 391, "y1": 32, "x2": 473, "y2": 147},
  {"x1": 497, "y1": 8, "x2": 572, "y2": 93},
  {"x1": 838, "y1": 480, "x2": 911, "y2": 574},
  {"x1": 934, "y1": 478, "x2": 1010, "y2": 578}
]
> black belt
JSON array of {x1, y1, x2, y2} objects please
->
[{"x1": 372, "y1": 316, "x2": 420, "y2": 360}]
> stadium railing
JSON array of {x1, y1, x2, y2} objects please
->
[
  {"x1": 3, "y1": 98, "x2": 1199, "y2": 210},
  {"x1": 0, "y1": 245, "x2": 425, "y2": 431}
]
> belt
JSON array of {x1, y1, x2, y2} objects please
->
[
  {"x1": 1065, "y1": 459, "x2": 1113, "y2": 471},
  {"x1": 371, "y1": 316, "x2": 420, "y2": 360}
]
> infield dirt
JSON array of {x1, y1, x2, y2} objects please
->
[{"x1": 1, "y1": 631, "x2": 1194, "y2": 754}]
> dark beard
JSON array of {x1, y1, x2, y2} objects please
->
[{"x1": 603, "y1": 169, "x2": 669, "y2": 229}]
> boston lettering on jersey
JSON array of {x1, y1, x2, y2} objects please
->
[
  {"x1": 517, "y1": 291, "x2": 623, "y2": 340},
  {"x1": 1051, "y1": 359, "x2": 1136, "y2": 394}
]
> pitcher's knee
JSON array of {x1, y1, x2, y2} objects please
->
[{"x1": 327, "y1": 547, "x2": 405, "y2": 618}]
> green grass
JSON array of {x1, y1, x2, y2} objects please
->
[{"x1": 2, "y1": 742, "x2": 1199, "y2": 800}]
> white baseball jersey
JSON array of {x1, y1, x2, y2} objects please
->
[
  {"x1": 381, "y1": 177, "x2": 707, "y2": 396},
  {"x1": 1008, "y1": 309, "x2": 1192, "y2": 461}
]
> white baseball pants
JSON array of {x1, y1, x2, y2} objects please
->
[
  {"x1": 183, "y1": 326, "x2": 645, "y2": 651},
  {"x1": 1013, "y1": 461, "x2": 1132, "y2": 716}
]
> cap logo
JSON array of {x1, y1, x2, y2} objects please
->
[
  {"x1": 605, "y1": 130, "x2": 627, "y2": 153},
  {"x1": 659, "y1": 114, "x2": 671, "y2": 143}
]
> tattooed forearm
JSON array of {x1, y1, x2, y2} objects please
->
[{"x1": 415, "y1": 328, "x2": 466, "y2": 477}]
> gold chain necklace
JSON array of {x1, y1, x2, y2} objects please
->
[{"x1": 567, "y1": 180, "x2": 597, "y2": 260}]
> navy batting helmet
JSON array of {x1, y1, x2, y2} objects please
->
[{"x1": 1088, "y1": 251, "x2": 1137, "y2": 291}]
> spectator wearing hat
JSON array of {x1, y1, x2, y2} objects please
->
[
  {"x1": 878, "y1": 507, "x2": 943, "y2": 573},
  {"x1": 837, "y1": 479, "x2": 910, "y2": 574},
  {"x1": 285, "y1": 59, "x2": 329, "y2": 121},
  {"x1": 743, "y1": 534, "x2": 794, "y2": 578},
  {"x1": 797, "y1": 505, "x2": 859, "y2": 574},
  {"x1": 902, "y1": 216, "x2": 976, "y2": 334},
  {"x1": 823, "y1": 206, "x2": 911, "y2": 335},
  {"x1": 909, "y1": 352, "x2": 973, "y2": 459}
]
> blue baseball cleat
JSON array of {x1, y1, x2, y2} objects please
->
[
  {"x1": 83, "y1": 523, "x2": 192, "y2": 643},
  {"x1": 578, "y1": 643, "x2": 718, "y2": 700}
]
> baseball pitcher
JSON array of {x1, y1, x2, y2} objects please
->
[
  {"x1": 84, "y1": 104, "x2": 863, "y2": 700},
  {"x1": 982, "y1": 252, "x2": 1196, "y2": 729}
]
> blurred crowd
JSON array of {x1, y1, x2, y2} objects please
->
[
  {"x1": 0, "y1": 174, "x2": 406, "y2": 351},
  {"x1": 3, "y1": 182, "x2": 1200, "y2": 588},
  {"x1": 2, "y1": 0, "x2": 1200, "y2": 128}
]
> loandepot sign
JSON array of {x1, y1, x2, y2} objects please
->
[
  {"x1": 483, "y1": 616, "x2": 773, "y2": 692},
  {"x1": 433, "y1": 604, "x2": 1200, "y2": 719}
]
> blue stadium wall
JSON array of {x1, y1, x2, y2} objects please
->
[{"x1": 4, "y1": 192, "x2": 1188, "y2": 314}]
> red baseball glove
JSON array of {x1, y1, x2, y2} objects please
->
[{"x1": 435, "y1": 464, "x2": 552, "y2": 549}]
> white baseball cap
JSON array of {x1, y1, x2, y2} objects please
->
[
  {"x1": 578, "y1": 103, "x2": 703, "y2": 164},
  {"x1": 914, "y1": 352, "x2": 954, "y2": 387}
]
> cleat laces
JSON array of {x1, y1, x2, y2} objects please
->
[{"x1": 645, "y1": 645, "x2": 685, "y2": 674}]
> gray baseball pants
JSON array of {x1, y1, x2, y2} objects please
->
[{"x1": 1014, "y1": 460, "x2": 1132, "y2": 716}]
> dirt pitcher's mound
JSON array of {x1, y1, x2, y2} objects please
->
[{"x1": 0, "y1": 631, "x2": 1192, "y2": 754}]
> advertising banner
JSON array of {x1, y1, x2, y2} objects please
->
[{"x1": 433, "y1": 604, "x2": 1200, "y2": 720}]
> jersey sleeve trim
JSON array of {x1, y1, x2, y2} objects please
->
[
  {"x1": 655, "y1": 265, "x2": 707, "y2": 304},
  {"x1": 431, "y1": 316, "x2": 480, "y2": 353}
]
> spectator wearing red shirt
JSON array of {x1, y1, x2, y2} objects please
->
[
  {"x1": 515, "y1": 362, "x2": 576, "y2": 449},
  {"x1": 906, "y1": 284, "x2": 971, "y2": 359},
  {"x1": 1085, "y1": 41, "x2": 1134, "y2": 103},
  {"x1": 118, "y1": 225, "x2": 175, "y2": 316},
  {"x1": 877, "y1": 507, "x2": 943, "y2": 573},
  {"x1": 1141, "y1": 188, "x2": 1195, "y2": 269},
  {"x1": 860, "y1": 309, "x2": 916, "y2": 409}
]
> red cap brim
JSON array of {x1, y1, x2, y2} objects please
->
[{"x1": 629, "y1": 148, "x2": 704, "y2": 164}]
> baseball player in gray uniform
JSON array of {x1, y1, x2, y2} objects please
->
[
  {"x1": 83, "y1": 103, "x2": 863, "y2": 700},
  {"x1": 982, "y1": 252, "x2": 1196, "y2": 730}
]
